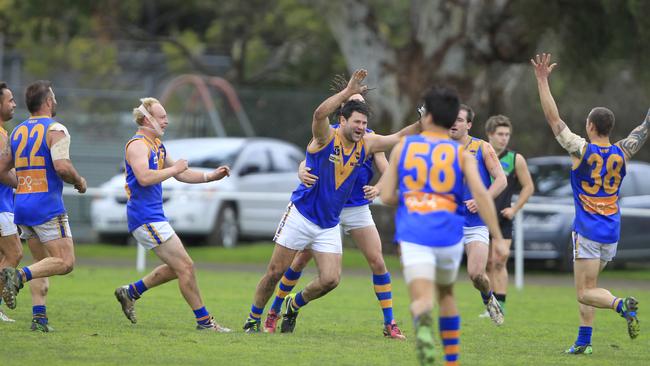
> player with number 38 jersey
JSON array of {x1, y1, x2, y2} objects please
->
[
  {"x1": 571, "y1": 143, "x2": 626, "y2": 244},
  {"x1": 532, "y1": 53, "x2": 648, "y2": 354}
]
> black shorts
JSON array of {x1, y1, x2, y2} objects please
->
[{"x1": 498, "y1": 216, "x2": 513, "y2": 240}]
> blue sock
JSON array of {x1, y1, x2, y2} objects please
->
[
  {"x1": 439, "y1": 315, "x2": 461, "y2": 364},
  {"x1": 373, "y1": 272, "x2": 394, "y2": 325},
  {"x1": 291, "y1": 292, "x2": 308, "y2": 310},
  {"x1": 193, "y1": 306, "x2": 211, "y2": 326},
  {"x1": 128, "y1": 280, "x2": 148, "y2": 300},
  {"x1": 21, "y1": 267, "x2": 32, "y2": 282},
  {"x1": 575, "y1": 326, "x2": 592, "y2": 346},
  {"x1": 270, "y1": 267, "x2": 303, "y2": 314},
  {"x1": 481, "y1": 290, "x2": 493, "y2": 305},
  {"x1": 33, "y1": 305, "x2": 47, "y2": 324},
  {"x1": 249, "y1": 305, "x2": 263, "y2": 322}
]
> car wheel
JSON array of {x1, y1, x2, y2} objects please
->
[{"x1": 208, "y1": 203, "x2": 239, "y2": 248}]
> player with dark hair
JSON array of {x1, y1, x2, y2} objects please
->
[{"x1": 532, "y1": 53, "x2": 645, "y2": 354}]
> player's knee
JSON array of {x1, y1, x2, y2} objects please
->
[
  {"x1": 61, "y1": 262, "x2": 74, "y2": 274},
  {"x1": 368, "y1": 256, "x2": 386, "y2": 274},
  {"x1": 320, "y1": 274, "x2": 340, "y2": 291},
  {"x1": 6, "y1": 251, "x2": 23, "y2": 266},
  {"x1": 265, "y1": 264, "x2": 287, "y2": 282},
  {"x1": 410, "y1": 298, "x2": 433, "y2": 316},
  {"x1": 495, "y1": 247, "x2": 510, "y2": 264}
]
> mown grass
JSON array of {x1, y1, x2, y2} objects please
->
[{"x1": 1, "y1": 261, "x2": 648, "y2": 365}]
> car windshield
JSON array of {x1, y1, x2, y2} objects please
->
[
  {"x1": 163, "y1": 139, "x2": 244, "y2": 169},
  {"x1": 529, "y1": 162, "x2": 573, "y2": 197}
]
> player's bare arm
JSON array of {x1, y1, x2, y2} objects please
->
[
  {"x1": 502, "y1": 154, "x2": 535, "y2": 220},
  {"x1": 531, "y1": 53, "x2": 587, "y2": 161},
  {"x1": 309, "y1": 69, "x2": 368, "y2": 151},
  {"x1": 463, "y1": 152, "x2": 503, "y2": 242},
  {"x1": 48, "y1": 129, "x2": 86, "y2": 193},
  {"x1": 616, "y1": 108, "x2": 650, "y2": 161},
  {"x1": 483, "y1": 143, "x2": 507, "y2": 198},
  {"x1": 166, "y1": 156, "x2": 230, "y2": 183},
  {"x1": 126, "y1": 140, "x2": 186, "y2": 187},
  {"x1": 378, "y1": 141, "x2": 404, "y2": 206},
  {"x1": 364, "y1": 120, "x2": 421, "y2": 154},
  {"x1": 298, "y1": 160, "x2": 318, "y2": 187},
  {"x1": 363, "y1": 151, "x2": 388, "y2": 200},
  {"x1": 0, "y1": 132, "x2": 16, "y2": 188}
]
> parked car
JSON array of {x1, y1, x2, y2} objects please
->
[
  {"x1": 522, "y1": 155, "x2": 650, "y2": 270},
  {"x1": 91, "y1": 137, "x2": 303, "y2": 247}
]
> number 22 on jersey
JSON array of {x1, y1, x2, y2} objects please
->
[
  {"x1": 13, "y1": 124, "x2": 49, "y2": 194},
  {"x1": 402, "y1": 142, "x2": 458, "y2": 214}
]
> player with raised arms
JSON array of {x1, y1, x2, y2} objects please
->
[
  {"x1": 243, "y1": 70, "x2": 421, "y2": 333},
  {"x1": 381, "y1": 85, "x2": 505, "y2": 366},
  {"x1": 263, "y1": 77, "x2": 405, "y2": 339},
  {"x1": 532, "y1": 53, "x2": 645, "y2": 354}
]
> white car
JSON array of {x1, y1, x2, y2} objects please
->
[{"x1": 91, "y1": 137, "x2": 303, "y2": 247}]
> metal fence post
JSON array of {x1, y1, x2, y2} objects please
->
[{"x1": 514, "y1": 210, "x2": 524, "y2": 290}]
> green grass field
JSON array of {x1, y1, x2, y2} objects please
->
[{"x1": 1, "y1": 244, "x2": 648, "y2": 365}]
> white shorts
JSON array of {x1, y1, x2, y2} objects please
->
[
  {"x1": 400, "y1": 241, "x2": 464, "y2": 285},
  {"x1": 20, "y1": 214, "x2": 72, "y2": 243},
  {"x1": 572, "y1": 232, "x2": 618, "y2": 262},
  {"x1": 0, "y1": 212, "x2": 18, "y2": 237},
  {"x1": 273, "y1": 203, "x2": 342, "y2": 254},
  {"x1": 132, "y1": 221, "x2": 175, "y2": 250},
  {"x1": 339, "y1": 205, "x2": 375, "y2": 234},
  {"x1": 463, "y1": 226, "x2": 489, "y2": 245}
]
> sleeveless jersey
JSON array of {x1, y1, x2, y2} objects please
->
[
  {"x1": 571, "y1": 143, "x2": 626, "y2": 243},
  {"x1": 461, "y1": 137, "x2": 492, "y2": 227},
  {"x1": 494, "y1": 149, "x2": 518, "y2": 214},
  {"x1": 125, "y1": 135, "x2": 168, "y2": 232},
  {"x1": 10, "y1": 116, "x2": 65, "y2": 225},
  {"x1": 0, "y1": 126, "x2": 14, "y2": 213},
  {"x1": 331, "y1": 124, "x2": 375, "y2": 207},
  {"x1": 291, "y1": 130, "x2": 367, "y2": 228},
  {"x1": 395, "y1": 132, "x2": 465, "y2": 247}
]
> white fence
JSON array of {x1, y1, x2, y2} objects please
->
[{"x1": 63, "y1": 187, "x2": 650, "y2": 287}]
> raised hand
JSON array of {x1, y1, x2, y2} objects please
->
[
  {"x1": 346, "y1": 69, "x2": 369, "y2": 95},
  {"x1": 530, "y1": 53, "x2": 557, "y2": 79}
]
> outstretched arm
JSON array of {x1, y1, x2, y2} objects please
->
[
  {"x1": 364, "y1": 120, "x2": 422, "y2": 154},
  {"x1": 310, "y1": 70, "x2": 368, "y2": 149},
  {"x1": 616, "y1": 108, "x2": 650, "y2": 161},
  {"x1": 531, "y1": 53, "x2": 587, "y2": 160},
  {"x1": 165, "y1": 156, "x2": 230, "y2": 183}
]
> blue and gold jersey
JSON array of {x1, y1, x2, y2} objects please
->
[
  {"x1": 0, "y1": 127, "x2": 14, "y2": 214},
  {"x1": 331, "y1": 124, "x2": 375, "y2": 207},
  {"x1": 461, "y1": 136, "x2": 492, "y2": 227},
  {"x1": 291, "y1": 129, "x2": 367, "y2": 228},
  {"x1": 395, "y1": 132, "x2": 465, "y2": 247},
  {"x1": 125, "y1": 135, "x2": 168, "y2": 232},
  {"x1": 10, "y1": 116, "x2": 65, "y2": 225},
  {"x1": 571, "y1": 143, "x2": 626, "y2": 243}
]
